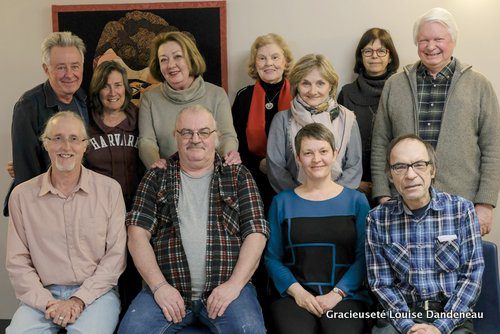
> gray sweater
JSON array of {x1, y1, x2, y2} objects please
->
[
  {"x1": 138, "y1": 76, "x2": 238, "y2": 167},
  {"x1": 267, "y1": 109, "x2": 362, "y2": 192},
  {"x1": 371, "y1": 59, "x2": 500, "y2": 206}
]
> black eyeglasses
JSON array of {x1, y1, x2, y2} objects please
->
[
  {"x1": 361, "y1": 48, "x2": 388, "y2": 57},
  {"x1": 390, "y1": 160, "x2": 432, "y2": 175},
  {"x1": 176, "y1": 128, "x2": 216, "y2": 140}
]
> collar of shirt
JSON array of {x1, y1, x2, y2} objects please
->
[
  {"x1": 417, "y1": 58, "x2": 456, "y2": 80},
  {"x1": 392, "y1": 187, "x2": 446, "y2": 216},
  {"x1": 43, "y1": 80, "x2": 87, "y2": 109},
  {"x1": 39, "y1": 165, "x2": 91, "y2": 197}
]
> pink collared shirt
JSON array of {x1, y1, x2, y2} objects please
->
[{"x1": 6, "y1": 166, "x2": 127, "y2": 311}]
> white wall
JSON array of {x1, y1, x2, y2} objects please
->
[{"x1": 1, "y1": 0, "x2": 499, "y2": 318}]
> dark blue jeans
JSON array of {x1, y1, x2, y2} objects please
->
[{"x1": 118, "y1": 283, "x2": 266, "y2": 334}]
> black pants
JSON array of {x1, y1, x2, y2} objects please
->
[{"x1": 270, "y1": 296, "x2": 367, "y2": 334}]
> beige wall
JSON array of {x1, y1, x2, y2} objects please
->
[{"x1": 1, "y1": 0, "x2": 499, "y2": 318}]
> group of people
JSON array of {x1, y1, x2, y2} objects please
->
[{"x1": 4, "y1": 6, "x2": 498, "y2": 334}]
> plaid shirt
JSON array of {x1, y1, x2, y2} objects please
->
[
  {"x1": 127, "y1": 153, "x2": 269, "y2": 305},
  {"x1": 417, "y1": 59, "x2": 456, "y2": 148},
  {"x1": 366, "y1": 188, "x2": 484, "y2": 334}
]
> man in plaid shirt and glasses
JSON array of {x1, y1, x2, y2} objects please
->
[
  {"x1": 119, "y1": 105, "x2": 269, "y2": 334},
  {"x1": 366, "y1": 134, "x2": 484, "y2": 334}
]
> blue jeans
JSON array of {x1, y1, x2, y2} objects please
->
[
  {"x1": 118, "y1": 283, "x2": 266, "y2": 334},
  {"x1": 6, "y1": 285, "x2": 120, "y2": 334}
]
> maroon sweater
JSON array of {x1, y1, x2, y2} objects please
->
[{"x1": 86, "y1": 103, "x2": 144, "y2": 209}]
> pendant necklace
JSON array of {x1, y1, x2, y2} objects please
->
[{"x1": 265, "y1": 90, "x2": 281, "y2": 110}]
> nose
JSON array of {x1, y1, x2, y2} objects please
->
[
  {"x1": 190, "y1": 131, "x2": 202, "y2": 143},
  {"x1": 405, "y1": 165, "x2": 418, "y2": 179},
  {"x1": 371, "y1": 51, "x2": 379, "y2": 59}
]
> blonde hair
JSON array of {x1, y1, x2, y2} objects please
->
[
  {"x1": 247, "y1": 33, "x2": 294, "y2": 80},
  {"x1": 289, "y1": 54, "x2": 339, "y2": 98}
]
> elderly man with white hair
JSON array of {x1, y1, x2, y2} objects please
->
[{"x1": 371, "y1": 7, "x2": 500, "y2": 236}]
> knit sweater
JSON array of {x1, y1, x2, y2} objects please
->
[
  {"x1": 338, "y1": 72, "x2": 391, "y2": 182},
  {"x1": 371, "y1": 59, "x2": 500, "y2": 206},
  {"x1": 138, "y1": 76, "x2": 238, "y2": 167}
]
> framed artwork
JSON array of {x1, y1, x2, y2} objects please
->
[{"x1": 52, "y1": 1, "x2": 227, "y2": 100}]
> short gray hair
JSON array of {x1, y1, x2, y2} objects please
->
[
  {"x1": 41, "y1": 32, "x2": 86, "y2": 65},
  {"x1": 413, "y1": 7, "x2": 458, "y2": 45}
]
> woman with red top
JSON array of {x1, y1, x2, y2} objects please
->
[{"x1": 232, "y1": 33, "x2": 294, "y2": 212}]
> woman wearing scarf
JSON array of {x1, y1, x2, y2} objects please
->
[
  {"x1": 232, "y1": 33, "x2": 293, "y2": 212},
  {"x1": 267, "y1": 54, "x2": 362, "y2": 192},
  {"x1": 338, "y1": 28, "x2": 399, "y2": 200}
]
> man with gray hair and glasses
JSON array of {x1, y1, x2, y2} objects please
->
[
  {"x1": 366, "y1": 134, "x2": 484, "y2": 334},
  {"x1": 371, "y1": 7, "x2": 500, "y2": 236},
  {"x1": 119, "y1": 105, "x2": 268, "y2": 333},
  {"x1": 4, "y1": 31, "x2": 89, "y2": 216},
  {"x1": 6, "y1": 111, "x2": 126, "y2": 333}
]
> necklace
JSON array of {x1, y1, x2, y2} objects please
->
[{"x1": 265, "y1": 90, "x2": 281, "y2": 110}]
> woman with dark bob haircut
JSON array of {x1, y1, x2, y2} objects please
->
[
  {"x1": 138, "y1": 31, "x2": 239, "y2": 168},
  {"x1": 338, "y1": 28, "x2": 399, "y2": 201},
  {"x1": 86, "y1": 60, "x2": 144, "y2": 315}
]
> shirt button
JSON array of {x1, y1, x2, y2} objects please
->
[
  {"x1": 433, "y1": 84, "x2": 437, "y2": 88},
  {"x1": 427, "y1": 123, "x2": 431, "y2": 126},
  {"x1": 430, "y1": 103, "x2": 434, "y2": 107}
]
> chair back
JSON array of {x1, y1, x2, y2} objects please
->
[{"x1": 473, "y1": 241, "x2": 500, "y2": 333}]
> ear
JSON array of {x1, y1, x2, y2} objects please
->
[
  {"x1": 387, "y1": 172, "x2": 394, "y2": 184},
  {"x1": 430, "y1": 166, "x2": 436, "y2": 179},
  {"x1": 42, "y1": 63, "x2": 49, "y2": 76}
]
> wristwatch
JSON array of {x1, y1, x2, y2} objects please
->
[{"x1": 333, "y1": 287, "x2": 346, "y2": 298}]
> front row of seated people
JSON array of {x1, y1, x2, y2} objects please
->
[{"x1": 6, "y1": 107, "x2": 484, "y2": 333}]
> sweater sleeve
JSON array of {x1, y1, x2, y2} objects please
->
[
  {"x1": 337, "y1": 118, "x2": 362, "y2": 189},
  {"x1": 213, "y1": 87, "x2": 239, "y2": 156},
  {"x1": 473, "y1": 77, "x2": 500, "y2": 206},
  {"x1": 336, "y1": 192, "x2": 369, "y2": 297},
  {"x1": 264, "y1": 195, "x2": 298, "y2": 295},
  {"x1": 371, "y1": 82, "x2": 393, "y2": 199},
  {"x1": 267, "y1": 111, "x2": 299, "y2": 192},
  {"x1": 138, "y1": 92, "x2": 161, "y2": 168}
]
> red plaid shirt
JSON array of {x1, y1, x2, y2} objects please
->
[{"x1": 127, "y1": 153, "x2": 269, "y2": 305}]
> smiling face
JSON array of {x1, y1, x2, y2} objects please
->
[
  {"x1": 43, "y1": 46, "x2": 83, "y2": 103},
  {"x1": 44, "y1": 115, "x2": 88, "y2": 174},
  {"x1": 417, "y1": 21, "x2": 455, "y2": 76},
  {"x1": 297, "y1": 68, "x2": 332, "y2": 108},
  {"x1": 158, "y1": 41, "x2": 194, "y2": 90},
  {"x1": 389, "y1": 139, "x2": 435, "y2": 209},
  {"x1": 255, "y1": 43, "x2": 287, "y2": 84},
  {"x1": 362, "y1": 39, "x2": 391, "y2": 76},
  {"x1": 99, "y1": 70, "x2": 126, "y2": 113},
  {"x1": 297, "y1": 137, "x2": 336, "y2": 181}
]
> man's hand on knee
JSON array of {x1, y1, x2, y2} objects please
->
[
  {"x1": 154, "y1": 283, "x2": 186, "y2": 323},
  {"x1": 207, "y1": 280, "x2": 243, "y2": 319}
]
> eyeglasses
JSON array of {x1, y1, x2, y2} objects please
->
[
  {"x1": 390, "y1": 160, "x2": 432, "y2": 175},
  {"x1": 361, "y1": 48, "x2": 388, "y2": 57},
  {"x1": 45, "y1": 135, "x2": 88, "y2": 145},
  {"x1": 176, "y1": 128, "x2": 216, "y2": 140}
]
